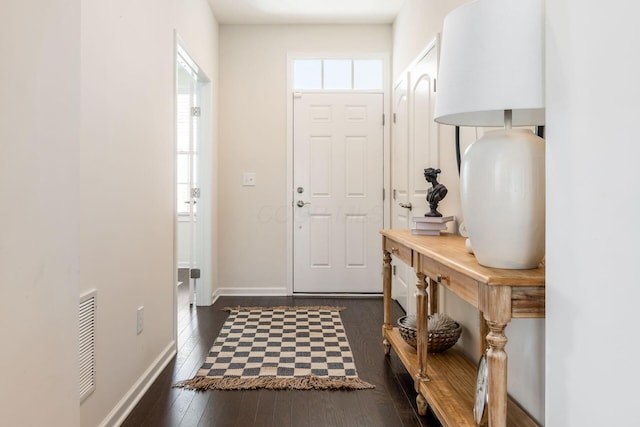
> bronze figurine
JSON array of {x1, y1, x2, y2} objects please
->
[{"x1": 424, "y1": 168, "x2": 447, "y2": 217}]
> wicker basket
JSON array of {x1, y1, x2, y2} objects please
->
[{"x1": 397, "y1": 314, "x2": 462, "y2": 353}]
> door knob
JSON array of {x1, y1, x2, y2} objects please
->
[
  {"x1": 399, "y1": 202, "x2": 412, "y2": 211},
  {"x1": 297, "y1": 200, "x2": 311, "y2": 208}
]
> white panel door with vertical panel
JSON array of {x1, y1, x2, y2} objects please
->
[
  {"x1": 293, "y1": 92, "x2": 383, "y2": 293},
  {"x1": 391, "y1": 77, "x2": 413, "y2": 310},
  {"x1": 390, "y1": 43, "x2": 440, "y2": 314},
  {"x1": 409, "y1": 46, "x2": 440, "y2": 219}
]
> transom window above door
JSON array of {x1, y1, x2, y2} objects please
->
[{"x1": 293, "y1": 59, "x2": 383, "y2": 90}]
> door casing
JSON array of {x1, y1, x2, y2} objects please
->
[
  {"x1": 285, "y1": 52, "x2": 391, "y2": 295},
  {"x1": 173, "y1": 33, "x2": 214, "y2": 326}
]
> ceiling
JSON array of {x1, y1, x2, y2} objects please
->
[{"x1": 207, "y1": 0, "x2": 407, "y2": 24}]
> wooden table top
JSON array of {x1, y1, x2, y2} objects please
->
[{"x1": 380, "y1": 229, "x2": 545, "y2": 288}]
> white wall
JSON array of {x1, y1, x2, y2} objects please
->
[
  {"x1": 546, "y1": 1, "x2": 640, "y2": 425},
  {"x1": 218, "y1": 24, "x2": 392, "y2": 293},
  {"x1": 5, "y1": 1, "x2": 221, "y2": 426},
  {"x1": 0, "y1": 1, "x2": 81, "y2": 426},
  {"x1": 392, "y1": 0, "x2": 469, "y2": 80},
  {"x1": 392, "y1": 0, "x2": 545, "y2": 422},
  {"x1": 78, "y1": 0, "x2": 218, "y2": 425}
]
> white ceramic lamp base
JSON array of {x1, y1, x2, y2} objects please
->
[{"x1": 460, "y1": 128, "x2": 545, "y2": 269}]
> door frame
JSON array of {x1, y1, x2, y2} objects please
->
[
  {"x1": 285, "y1": 52, "x2": 392, "y2": 295},
  {"x1": 173, "y1": 33, "x2": 214, "y2": 328}
]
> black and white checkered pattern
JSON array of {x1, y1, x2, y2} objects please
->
[{"x1": 196, "y1": 308, "x2": 359, "y2": 379}]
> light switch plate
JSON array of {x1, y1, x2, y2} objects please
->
[{"x1": 243, "y1": 172, "x2": 256, "y2": 186}]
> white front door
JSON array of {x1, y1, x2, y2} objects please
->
[{"x1": 293, "y1": 92, "x2": 384, "y2": 293}]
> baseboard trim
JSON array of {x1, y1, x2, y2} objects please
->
[
  {"x1": 210, "y1": 288, "x2": 380, "y2": 300},
  {"x1": 204, "y1": 288, "x2": 381, "y2": 306},
  {"x1": 213, "y1": 287, "x2": 288, "y2": 299},
  {"x1": 99, "y1": 341, "x2": 176, "y2": 427},
  {"x1": 293, "y1": 292, "x2": 383, "y2": 298}
]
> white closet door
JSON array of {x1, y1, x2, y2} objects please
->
[{"x1": 391, "y1": 41, "x2": 440, "y2": 314}]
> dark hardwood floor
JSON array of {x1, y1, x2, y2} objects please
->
[{"x1": 122, "y1": 276, "x2": 441, "y2": 426}]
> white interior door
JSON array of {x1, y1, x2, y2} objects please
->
[
  {"x1": 391, "y1": 77, "x2": 413, "y2": 310},
  {"x1": 175, "y1": 42, "x2": 212, "y2": 306},
  {"x1": 391, "y1": 77, "x2": 411, "y2": 229},
  {"x1": 409, "y1": 46, "x2": 439, "y2": 218},
  {"x1": 391, "y1": 42, "x2": 440, "y2": 314},
  {"x1": 293, "y1": 92, "x2": 384, "y2": 293},
  {"x1": 176, "y1": 59, "x2": 201, "y2": 303}
]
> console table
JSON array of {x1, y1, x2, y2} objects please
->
[{"x1": 380, "y1": 230, "x2": 544, "y2": 427}]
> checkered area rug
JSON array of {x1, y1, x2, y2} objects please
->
[{"x1": 174, "y1": 306, "x2": 374, "y2": 391}]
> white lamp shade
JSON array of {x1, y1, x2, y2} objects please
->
[{"x1": 434, "y1": 0, "x2": 544, "y2": 127}]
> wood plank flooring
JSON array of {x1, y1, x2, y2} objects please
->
[{"x1": 122, "y1": 279, "x2": 441, "y2": 426}]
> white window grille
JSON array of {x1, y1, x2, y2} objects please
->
[{"x1": 293, "y1": 58, "x2": 383, "y2": 91}]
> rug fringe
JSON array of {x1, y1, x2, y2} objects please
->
[
  {"x1": 223, "y1": 305, "x2": 346, "y2": 312},
  {"x1": 173, "y1": 375, "x2": 374, "y2": 391}
]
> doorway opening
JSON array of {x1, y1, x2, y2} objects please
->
[{"x1": 174, "y1": 35, "x2": 213, "y2": 333}]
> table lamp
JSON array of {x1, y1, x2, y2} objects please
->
[{"x1": 434, "y1": 0, "x2": 545, "y2": 269}]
